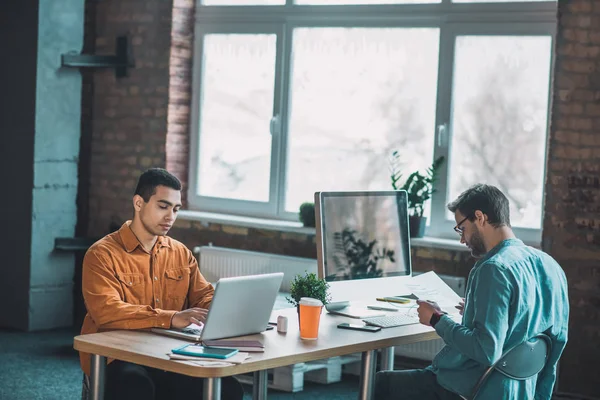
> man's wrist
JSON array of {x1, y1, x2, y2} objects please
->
[{"x1": 429, "y1": 311, "x2": 447, "y2": 327}]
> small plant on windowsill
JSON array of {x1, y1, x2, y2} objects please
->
[
  {"x1": 298, "y1": 202, "x2": 316, "y2": 228},
  {"x1": 390, "y1": 151, "x2": 445, "y2": 238},
  {"x1": 286, "y1": 272, "x2": 331, "y2": 320}
]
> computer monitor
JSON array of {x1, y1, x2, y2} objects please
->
[{"x1": 315, "y1": 191, "x2": 412, "y2": 283}]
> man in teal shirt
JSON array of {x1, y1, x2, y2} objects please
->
[{"x1": 375, "y1": 184, "x2": 569, "y2": 400}]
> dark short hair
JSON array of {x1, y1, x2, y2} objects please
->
[
  {"x1": 447, "y1": 184, "x2": 511, "y2": 228},
  {"x1": 134, "y1": 168, "x2": 181, "y2": 202}
]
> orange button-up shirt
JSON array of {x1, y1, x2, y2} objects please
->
[{"x1": 79, "y1": 221, "x2": 214, "y2": 375}]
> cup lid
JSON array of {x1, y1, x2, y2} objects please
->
[{"x1": 299, "y1": 297, "x2": 323, "y2": 307}]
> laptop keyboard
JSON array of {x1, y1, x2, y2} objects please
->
[
  {"x1": 181, "y1": 327, "x2": 202, "y2": 335},
  {"x1": 362, "y1": 314, "x2": 420, "y2": 328}
]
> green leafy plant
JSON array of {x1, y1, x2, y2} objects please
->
[
  {"x1": 390, "y1": 151, "x2": 445, "y2": 217},
  {"x1": 286, "y1": 272, "x2": 331, "y2": 307},
  {"x1": 298, "y1": 202, "x2": 316, "y2": 227}
]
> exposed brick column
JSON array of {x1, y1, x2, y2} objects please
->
[
  {"x1": 167, "y1": 0, "x2": 195, "y2": 205},
  {"x1": 543, "y1": 1, "x2": 600, "y2": 397},
  {"x1": 87, "y1": 0, "x2": 173, "y2": 237}
]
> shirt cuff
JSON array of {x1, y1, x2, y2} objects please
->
[
  {"x1": 156, "y1": 310, "x2": 178, "y2": 328},
  {"x1": 433, "y1": 314, "x2": 455, "y2": 338}
]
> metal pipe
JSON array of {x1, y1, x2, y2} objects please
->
[
  {"x1": 253, "y1": 370, "x2": 268, "y2": 400},
  {"x1": 89, "y1": 354, "x2": 106, "y2": 400},
  {"x1": 203, "y1": 377, "x2": 222, "y2": 400},
  {"x1": 358, "y1": 350, "x2": 377, "y2": 400},
  {"x1": 380, "y1": 347, "x2": 395, "y2": 371}
]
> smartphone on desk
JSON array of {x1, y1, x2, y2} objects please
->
[{"x1": 337, "y1": 323, "x2": 382, "y2": 332}]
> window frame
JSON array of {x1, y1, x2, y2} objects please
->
[{"x1": 188, "y1": 0, "x2": 557, "y2": 243}]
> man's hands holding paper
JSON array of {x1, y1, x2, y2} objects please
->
[{"x1": 171, "y1": 307, "x2": 209, "y2": 329}]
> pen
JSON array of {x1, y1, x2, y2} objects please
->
[
  {"x1": 376, "y1": 297, "x2": 411, "y2": 304},
  {"x1": 367, "y1": 305, "x2": 399, "y2": 312}
]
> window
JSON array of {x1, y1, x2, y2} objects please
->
[{"x1": 189, "y1": 0, "x2": 556, "y2": 243}]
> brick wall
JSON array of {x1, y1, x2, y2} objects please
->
[
  {"x1": 86, "y1": 0, "x2": 173, "y2": 237},
  {"x1": 542, "y1": 1, "x2": 600, "y2": 397}
]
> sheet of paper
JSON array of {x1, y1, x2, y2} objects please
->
[{"x1": 407, "y1": 271, "x2": 463, "y2": 315}]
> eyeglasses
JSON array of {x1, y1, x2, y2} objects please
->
[{"x1": 453, "y1": 215, "x2": 470, "y2": 236}]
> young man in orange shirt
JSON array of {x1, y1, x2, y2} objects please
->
[{"x1": 80, "y1": 168, "x2": 243, "y2": 400}]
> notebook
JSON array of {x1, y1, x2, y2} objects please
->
[{"x1": 202, "y1": 339, "x2": 264, "y2": 353}]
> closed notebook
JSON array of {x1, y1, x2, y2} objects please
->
[
  {"x1": 171, "y1": 344, "x2": 238, "y2": 359},
  {"x1": 202, "y1": 339, "x2": 264, "y2": 353}
]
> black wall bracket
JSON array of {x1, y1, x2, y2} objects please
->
[{"x1": 61, "y1": 36, "x2": 134, "y2": 78}]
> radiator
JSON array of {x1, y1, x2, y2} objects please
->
[{"x1": 193, "y1": 246, "x2": 317, "y2": 292}]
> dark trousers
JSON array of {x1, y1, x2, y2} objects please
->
[
  {"x1": 105, "y1": 360, "x2": 244, "y2": 400},
  {"x1": 375, "y1": 369, "x2": 463, "y2": 400}
]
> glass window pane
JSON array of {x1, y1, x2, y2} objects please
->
[
  {"x1": 448, "y1": 36, "x2": 552, "y2": 229},
  {"x1": 296, "y1": 0, "x2": 438, "y2": 4},
  {"x1": 196, "y1": 34, "x2": 277, "y2": 202},
  {"x1": 202, "y1": 0, "x2": 284, "y2": 4},
  {"x1": 286, "y1": 28, "x2": 440, "y2": 213}
]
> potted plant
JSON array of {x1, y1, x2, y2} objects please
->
[
  {"x1": 390, "y1": 151, "x2": 445, "y2": 238},
  {"x1": 286, "y1": 272, "x2": 331, "y2": 320},
  {"x1": 298, "y1": 202, "x2": 316, "y2": 227}
]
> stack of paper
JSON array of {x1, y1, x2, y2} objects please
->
[{"x1": 168, "y1": 351, "x2": 251, "y2": 366}]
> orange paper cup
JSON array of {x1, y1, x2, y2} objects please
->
[{"x1": 299, "y1": 297, "x2": 323, "y2": 340}]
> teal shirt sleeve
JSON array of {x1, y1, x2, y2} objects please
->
[{"x1": 434, "y1": 262, "x2": 513, "y2": 366}]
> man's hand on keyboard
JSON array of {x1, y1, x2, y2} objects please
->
[
  {"x1": 171, "y1": 307, "x2": 209, "y2": 329},
  {"x1": 416, "y1": 300, "x2": 443, "y2": 326}
]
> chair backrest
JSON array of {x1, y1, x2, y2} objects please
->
[
  {"x1": 495, "y1": 334, "x2": 551, "y2": 380},
  {"x1": 467, "y1": 333, "x2": 552, "y2": 400}
]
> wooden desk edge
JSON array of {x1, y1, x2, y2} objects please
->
[{"x1": 74, "y1": 331, "x2": 439, "y2": 378}]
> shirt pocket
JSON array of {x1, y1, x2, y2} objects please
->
[
  {"x1": 164, "y1": 267, "x2": 191, "y2": 300},
  {"x1": 116, "y1": 273, "x2": 145, "y2": 304}
]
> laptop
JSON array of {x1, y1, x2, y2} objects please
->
[{"x1": 152, "y1": 272, "x2": 284, "y2": 341}]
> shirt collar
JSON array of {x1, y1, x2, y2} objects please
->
[
  {"x1": 118, "y1": 221, "x2": 172, "y2": 253},
  {"x1": 477, "y1": 238, "x2": 524, "y2": 265},
  {"x1": 119, "y1": 222, "x2": 141, "y2": 253}
]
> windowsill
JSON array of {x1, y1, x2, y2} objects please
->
[
  {"x1": 410, "y1": 236, "x2": 469, "y2": 252},
  {"x1": 177, "y1": 210, "x2": 317, "y2": 234},
  {"x1": 178, "y1": 210, "x2": 472, "y2": 251}
]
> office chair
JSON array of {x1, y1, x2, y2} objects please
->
[{"x1": 461, "y1": 333, "x2": 551, "y2": 400}]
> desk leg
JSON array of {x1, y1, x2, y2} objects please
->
[
  {"x1": 252, "y1": 370, "x2": 268, "y2": 400},
  {"x1": 89, "y1": 354, "x2": 106, "y2": 400},
  {"x1": 203, "y1": 377, "x2": 222, "y2": 400},
  {"x1": 358, "y1": 350, "x2": 377, "y2": 400},
  {"x1": 380, "y1": 347, "x2": 395, "y2": 371}
]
